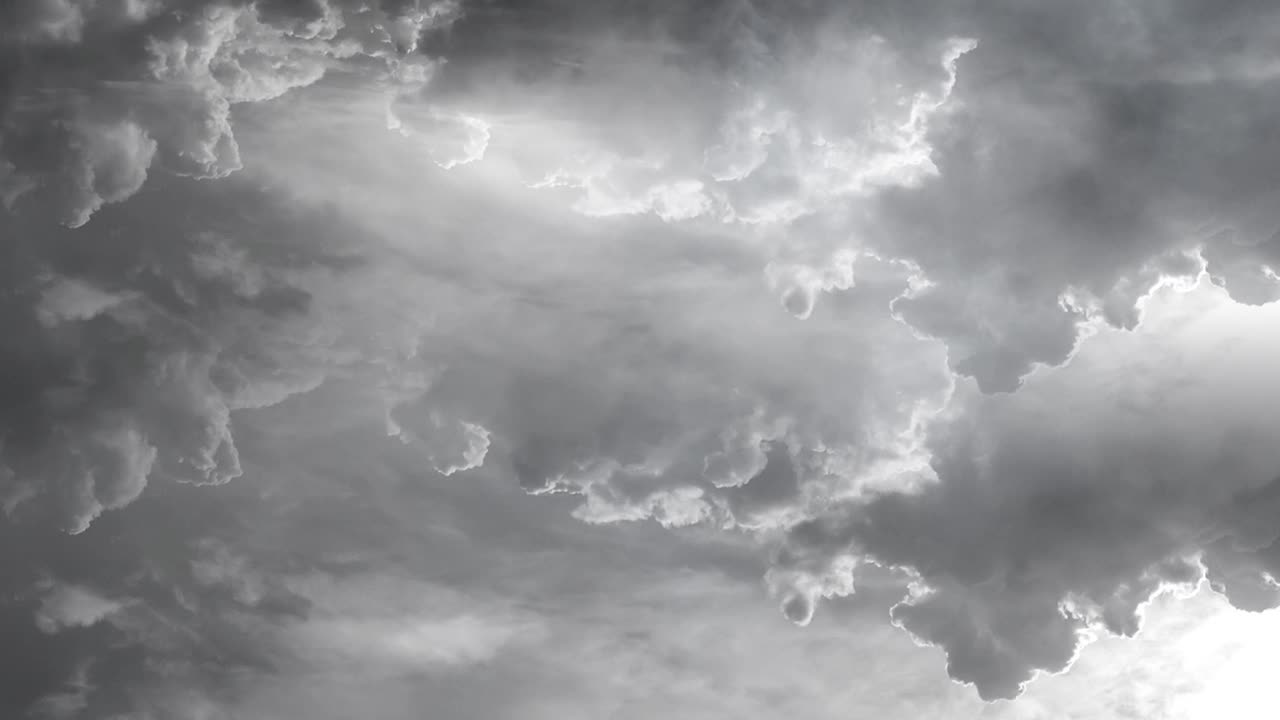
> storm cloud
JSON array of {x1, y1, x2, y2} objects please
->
[{"x1": 3, "y1": 0, "x2": 1280, "y2": 716}]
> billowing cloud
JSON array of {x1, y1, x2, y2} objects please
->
[
  {"x1": 4, "y1": 0, "x2": 1280, "y2": 715},
  {"x1": 388, "y1": 103, "x2": 491, "y2": 169},
  {"x1": 0, "y1": 0, "x2": 463, "y2": 227},
  {"x1": 407, "y1": 0, "x2": 1280, "y2": 395},
  {"x1": 0, "y1": 175, "x2": 382, "y2": 532},
  {"x1": 34, "y1": 581, "x2": 127, "y2": 634},
  {"x1": 849, "y1": 1, "x2": 1280, "y2": 392},
  {"x1": 278, "y1": 571, "x2": 544, "y2": 671},
  {"x1": 773, "y1": 276, "x2": 1280, "y2": 698}
]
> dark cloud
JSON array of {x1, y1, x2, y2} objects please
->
[
  {"x1": 0, "y1": 0, "x2": 463, "y2": 227},
  {"x1": 0, "y1": 174, "x2": 372, "y2": 534},
  {"x1": 774, "y1": 281, "x2": 1280, "y2": 699},
  {"x1": 863, "y1": 0, "x2": 1280, "y2": 390},
  {"x1": 4, "y1": 0, "x2": 1280, "y2": 714},
  {"x1": 408, "y1": 0, "x2": 1280, "y2": 392}
]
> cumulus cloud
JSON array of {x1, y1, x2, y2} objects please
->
[
  {"x1": 409, "y1": 0, "x2": 1280, "y2": 394},
  {"x1": 56, "y1": 117, "x2": 157, "y2": 229},
  {"x1": 378, "y1": 9, "x2": 1280, "y2": 703},
  {"x1": 289, "y1": 603, "x2": 535, "y2": 670},
  {"x1": 0, "y1": 174, "x2": 387, "y2": 532},
  {"x1": 531, "y1": 157, "x2": 713, "y2": 222},
  {"x1": 482, "y1": 16, "x2": 975, "y2": 231},
  {"x1": 387, "y1": 103, "x2": 491, "y2": 169},
  {"x1": 773, "y1": 276, "x2": 1280, "y2": 699},
  {"x1": 222, "y1": 2, "x2": 1280, "y2": 700},
  {"x1": 36, "y1": 276, "x2": 132, "y2": 326},
  {"x1": 0, "y1": 0, "x2": 464, "y2": 227},
  {"x1": 25, "y1": 661, "x2": 93, "y2": 720}
]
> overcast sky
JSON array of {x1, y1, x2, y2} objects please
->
[{"x1": 2, "y1": 1, "x2": 1280, "y2": 718}]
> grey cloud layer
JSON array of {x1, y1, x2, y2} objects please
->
[
  {"x1": 0, "y1": 0, "x2": 460, "y2": 226},
  {"x1": 404, "y1": 0, "x2": 1280, "y2": 702},
  {"x1": 3, "y1": 0, "x2": 1280, "y2": 713},
  {"x1": 438, "y1": 0, "x2": 1280, "y2": 386}
]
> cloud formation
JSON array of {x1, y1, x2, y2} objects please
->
[
  {"x1": 34, "y1": 581, "x2": 127, "y2": 634},
  {"x1": 0, "y1": 177, "x2": 377, "y2": 533},
  {"x1": 0, "y1": 0, "x2": 462, "y2": 226},
  {"x1": 414, "y1": 0, "x2": 1280, "y2": 392},
  {"x1": 382, "y1": 0, "x2": 1280, "y2": 701},
  {"x1": 4, "y1": 0, "x2": 1280, "y2": 714},
  {"x1": 774, "y1": 276, "x2": 1280, "y2": 698}
]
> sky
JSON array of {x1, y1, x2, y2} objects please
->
[{"x1": 2, "y1": 0, "x2": 1280, "y2": 718}]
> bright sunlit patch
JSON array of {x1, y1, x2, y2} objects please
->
[
  {"x1": 1001, "y1": 584, "x2": 1280, "y2": 720},
  {"x1": 1168, "y1": 589, "x2": 1280, "y2": 720}
]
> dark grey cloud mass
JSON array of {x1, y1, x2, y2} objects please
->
[
  {"x1": 775, "y1": 294, "x2": 1280, "y2": 698},
  {"x1": 2, "y1": 0, "x2": 1280, "y2": 716}
]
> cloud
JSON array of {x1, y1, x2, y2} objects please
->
[
  {"x1": 488, "y1": 251, "x2": 950, "y2": 535},
  {"x1": 215, "y1": 3, "x2": 1280, "y2": 700},
  {"x1": 388, "y1": 408, "x2": 492, "y2": 477},
  {"x1": 488, "y1": 20, "x2": 975, "y2": 230},
  {"x1": 0, "y1": 175, "x2": 387, "y2": 532},
  {"x1": 369, "y1": 6, "x2": 1280, "y2": 701},
  {"x1": 387, "y1": 103, "x2": 492, "y2": 169},
  {"x1": 764, "y1": 249, "x2": 857, "y2": 320},
  {"x1": 36, "y1": 277, "x2": 133, "y2": 326},
  {"x1": 54, "y1": 117, "x2": 157, "y2": 229},
  {"x1": 852, "y1": 1, "x2": 1280, "y2": 392},
  {"x1": 35, "y1": 582, "x2": 128, "y2": 634},
  {"x1": 531, "y1": 157, "x2": 714, "y2": 222},
  {"x1": 235, "y1": 79, "x2": 952, "y2": 539},
  {"x1": 185, "y1": 538, "x2": 544, "y2": 673},
  {"x1": 773, "y1": 276, "x2": 1280, "y2": 699},
  {"x1": 26, "y1": 662, "x2": 93, "y2": 720},
  {"x1": 5, "y1": 0, "x2": 1280, "y2": 714},
  {"x1": 409, "y1": 0, "x2": 1280, "y2": 396},
  {"x1": 53, "y1": 421, "x2": 158, "y2": 535},
  {"x1": 286, "y1": 590, "x2": 539, "y2": 671},
  {"x1": 0, "y1": 0, "x2": 464, "y2": 227}
]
